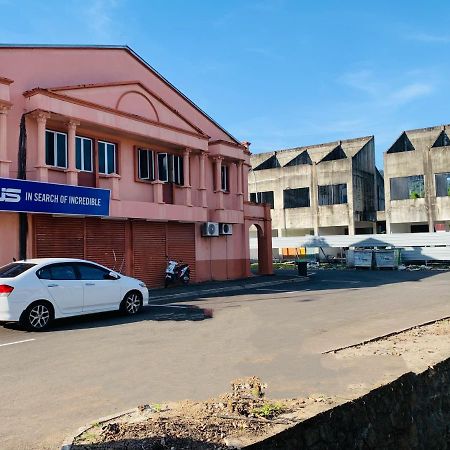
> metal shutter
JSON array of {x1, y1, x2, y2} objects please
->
[
  {"x1": 167, "y1": 223, "x2": 196, "y2": 282},
  {"x1": 34, "y1": 215, "x2": 84, "y2": 259},
  {"x1": 132, "y1": 221, "x2": 167, "y2": 288},
  {"x1": 85, "y1": 218, "x2": 127, "y2": 273}
]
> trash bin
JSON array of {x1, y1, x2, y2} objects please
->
[{"x1": 296, "y1": 260, "x2": 308, "y2": 276}]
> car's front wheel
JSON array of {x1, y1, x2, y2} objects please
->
[
  {"x1": 120, "y1": 291, "x2": 143, "y2": 315},
  {"x1": 21, "y1": 301, "x2": 54, "y2": 331}
]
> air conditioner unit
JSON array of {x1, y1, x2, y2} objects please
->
[
  {"x1": 201, "y1": 222, "x2": 219, "y2": 237},
  {"x1": 219, "y1": 223, "x2": 233, "y2": 235}
]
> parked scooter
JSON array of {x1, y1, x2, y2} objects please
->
[{"x1": 165, "y1": 259, "x2": 190, "y2": 288}]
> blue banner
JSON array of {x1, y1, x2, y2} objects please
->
[{"x1": 0, "y1": 178, "x2": 110, "y2": 216}]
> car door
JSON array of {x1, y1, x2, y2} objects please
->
[
  {"x1": 74, "y1": 262, "x2": 121, "y2": 312},
  {"x1": 36, "y1": 263, "x2": 84, "y2": 315}
]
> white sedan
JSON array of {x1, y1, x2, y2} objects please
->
[{"x1": 0, "y1": 258, "x2": 149, "y2": 330}]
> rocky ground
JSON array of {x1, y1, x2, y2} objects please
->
[
  {"x1": 72, "y1": 377, "x2": 342, "y2": 450},
  {"x1": 72, "y1": 318, "x2": 450, "y2": 450}
]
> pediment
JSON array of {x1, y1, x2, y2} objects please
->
[{"x1": 49, "y1": 81, "x2": 204, "y2": 135}]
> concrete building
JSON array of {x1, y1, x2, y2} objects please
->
[
  {"x1": 249, "y1": 135, "x2": 383, "y2": 238},
  {"x1": 0, "y1": 45, "x2": 272, "y2": 287},
  {"x1": 384, "y1": 124, "x2": 450, "y2": 233}
]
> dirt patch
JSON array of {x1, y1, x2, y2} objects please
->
[
  {"x1": 333, "y1": 318, "x2": 450, "y2": 373},
  {"x1": 72, "y1": 377, "x2": 341, "y2": 449}
]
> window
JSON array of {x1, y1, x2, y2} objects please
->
[
  {"x1": 76, "y1": 263, "x2": 110, "y2": 280},
  {"x1": 158, "y1": 153, "x2": 168, "y2": 182},
  {"x1": 169, "y1": 154, "x2": 184, "y2": 185},
  {"x1": 98, "y1": 141, "x2": 116, "y2": 175},
  {"x1": 318, "y1": 184, "x2": 347, "y2": 205},
  {"x1": 250, "y1": 191, "x2": 275, "y2": 209},
  {"x1": 221, "y1": 165, "x2": 229, "y2": 192},
  {"x1": 284, "y1": 188, "x2": 310, "y2": 208},
  {"x1": 435, "y1": 173, "x2": 450, "y2": 197},
  {"x1": 390, "y1": 175, "x2": 425, "y2": 200},
  {"x1": 75, "y1": 137, "x2": 93, "y2": 172},
  {"x1": 138, "y1": 148, "x2": 155, "y2": 181},
  {"x1": 45, "y1": 130, "x2": 67, "y2": 168},
  {"x1": 0, "y1": 263, "x2": 36, "y2": 278},
  {"x1": 37, "y1": 264, "x2": 77, "y2": 280}
]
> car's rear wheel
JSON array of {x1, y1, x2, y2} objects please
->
[
  {"x1": 120, "y1": 291, "x2": 143, "y2": 315},
  {"x1": 21, "y1": 301, "x2": 53, "y2": 331}
]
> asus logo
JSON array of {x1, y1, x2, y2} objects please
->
[{"x1": 0, "y1": 188, "x2": 21, "y2": 203}]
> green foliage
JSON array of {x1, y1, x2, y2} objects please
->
[
  {"x1": 251, "y1": 402, "x2": 285, "y2": 419},
  {"x1": 152, "y1": 403, "x2": 163, "y2": 413}
]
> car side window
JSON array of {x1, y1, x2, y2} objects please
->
[
  {"x1": 76, "y1": 263, "x2": 110, "y2": 280},
  {"x1": 37, "y1": 264, "x2": 77, "y2": 280}
]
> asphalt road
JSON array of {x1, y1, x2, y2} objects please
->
[{"x1": 1, "y1": 269, "x2": 449, "y2": 449}]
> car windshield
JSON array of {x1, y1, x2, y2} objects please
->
[{"x1": 0, "y1": 263, "x2": 36, "y2": 278}]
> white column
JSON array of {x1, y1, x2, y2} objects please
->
[
  {"x1": 199, "y1": 151, "x2": 207, "y2": 208},
  {"x1": 33, "y1": 111, "x2": 51, "y2": 182},
  {"x1": 183, "y1": 148, "x2": 192, "y2": 206},
  {"x1": 66, "y1": 120, "x2": 80, "y2": 185},
  {"x1": 237, "y1": 160, "x2": 244, "y2": 210},
  {"x1": 213, "y1": 156, "x2": 224, "y2": 210}
]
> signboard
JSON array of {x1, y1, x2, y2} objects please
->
[{"x1": 0, "y1": 177, "x2": 110, "y2": 216}]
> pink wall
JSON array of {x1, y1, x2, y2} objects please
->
[
  {"x1": 0, "y1": 46, "x2": 271, "y2": 279},
  {"x1": 0, "y1": 213, "x2": 18, "y2": 263}
]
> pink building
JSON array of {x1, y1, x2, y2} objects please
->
[{"x1": 0, "y1": 45, "x2": 272, "y2": 287}]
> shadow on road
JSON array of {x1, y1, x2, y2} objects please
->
[{"x1": 2, "y1": 304, "x2": 213, "y2": 333}]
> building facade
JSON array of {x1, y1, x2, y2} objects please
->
[
  {"x1": 384, "y1": 124, "x2": 450, "y2": 233},
  {"x1": 249, "y1": 136, "x2": 383, "y2": 239},
  {"x1": 0, "y1": 45, "x2": 272, "y2": 287}
]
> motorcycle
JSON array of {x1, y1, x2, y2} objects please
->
[{"x1": 165, "y1": 259, "x2": 190, "y2": 288}]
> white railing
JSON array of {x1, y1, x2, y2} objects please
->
[{"x1": 250, "y1": 232, "x2": 450, "y2": 261}]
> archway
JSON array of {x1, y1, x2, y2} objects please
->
[{"x1": 247, "y1": 222, "x2": 272, "y2": 275}]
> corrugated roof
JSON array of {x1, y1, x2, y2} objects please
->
[{"x1": 251, "y1": 135, "x2": 373, "y2": 167}]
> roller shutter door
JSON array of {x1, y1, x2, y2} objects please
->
[
  {"x1": 34, "y1": 215, "x2": 84, "y2": 259},
  {"x1": 85, "y1": 218, "x2": 127, "y2": 273},
  {"x1": 132, "y1": 221, "x2": 167, "y2": 288},
  {"x1": 167, "y1": 223, "x2": 196, "y2": 282}
]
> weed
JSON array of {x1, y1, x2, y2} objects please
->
[
  {"x1": 152, "y1": 403, "x2": 163, "y2": 413},
  {"x1": 251, "y1": 402, "x2": 285, "y2": 419}
]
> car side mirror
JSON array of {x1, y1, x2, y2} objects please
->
[{"x1": 104, "y1": 272, "x2": 120, "y2": 280}]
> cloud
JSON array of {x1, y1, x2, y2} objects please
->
[
  {"x1": 389, "y1": 82, "x2": 434, "y2": 104},
  {"x1": 83, "y1": 0, "x2": 121, "y2": 41},
  {"x1": 339, "y1": 68, "x2": 435, "y2": 107},
  {"x1": 405, "y1": 32, "x2": 450, "y2": 44}
]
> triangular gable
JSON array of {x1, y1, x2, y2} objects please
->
[
  {"x1": 319, "y1": 144, "x2": 347, "y2": 163},
  {"x1": 48, "y1": 81, "x2": 205, "y2": 136},
  {"x1": 253, "y1": 154, "x2": 281, "y2": 171},
  {"x1": 432, "y1": 130, "x2": 450, "y2": 148},
  {"x1": 387, "y1": 132, "x2": 415, "y2": 154},
  {"x1": 284, "y1": 150, "x2": 312, "y2": 166}
]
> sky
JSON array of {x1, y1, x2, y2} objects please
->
[{"x1": 0, "y1": 0, "x2": 449, "y2": 167}]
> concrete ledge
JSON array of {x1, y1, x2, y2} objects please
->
[{"x1": 244, "y1": 357, "x2": 450, "y2": 449}]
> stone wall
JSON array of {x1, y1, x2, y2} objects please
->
[{"x1": 245, "y1": 357, "x2": 450, "y2": 450}]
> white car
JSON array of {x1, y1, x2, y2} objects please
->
[{"x1": 0, "y1": 258, "x2": 149, "y2": 330}]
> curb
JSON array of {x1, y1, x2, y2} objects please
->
[
  {"x1": 323, "y1": 315, "x2": 450, "y2": 354},
  {"x1": 148, "y1": 276, "x2": 308, "y2": 303},
  {"x1": 61, "y1": 407, "x2": 138, "y2": 450}
]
